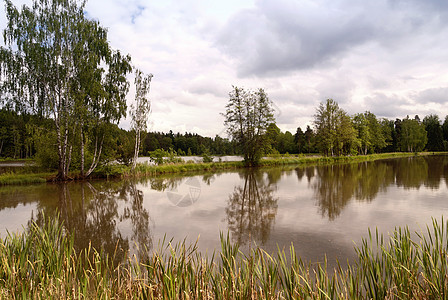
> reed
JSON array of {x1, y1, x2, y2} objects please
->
[{"x1": 1, "y1": 215, "x2": 448, "y2": 298}]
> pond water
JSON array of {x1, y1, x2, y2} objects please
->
[
  {"x1": 137, "y1": 155, "x2": 244, "y2": 163},
  {"x1": 1, "y1": 155, "x2": 447, "y2": 267}
]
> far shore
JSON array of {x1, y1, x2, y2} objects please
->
[{"x1": 0, "y1": 152, "x2": 445, "y2": 186}]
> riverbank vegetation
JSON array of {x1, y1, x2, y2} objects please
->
[
  {"x1": 1, "y1": 216, "x2": 447, "y2": 299},
  {"x1": 0, "y1": 152, "x2": 426, "y2": 185}
]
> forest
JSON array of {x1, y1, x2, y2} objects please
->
[{"x1": 1, "y1": 101, "x2": 448, "y2": 164}]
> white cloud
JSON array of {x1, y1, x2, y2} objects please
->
[{"x1": 1, "y1": 0, "x2": 448, "y2": 135}]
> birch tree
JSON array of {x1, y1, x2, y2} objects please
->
[
  {"x1": 0, "y1": 0, "x2": 132, "y2": 180},
  {"x1": 399, "y1": 117, "x2": 427, "y2": 152},
  {"x1": 130, "y1": 69, "x2": 153, "y2": 170}
]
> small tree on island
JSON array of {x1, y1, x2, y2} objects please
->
[{"x1": 223, "y1": 86, "x2": 275, "y2": 166}]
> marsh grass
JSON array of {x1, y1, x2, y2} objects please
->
[
  {"x1": 0, "y1": 172, "x2": 48, "y2": 185},
  {"x1": 1, "y1": 216, "x2": 448, "y2": 299}
]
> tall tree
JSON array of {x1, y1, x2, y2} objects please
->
[
  {"x1": 314, "y1": 99, "x2": 338, "y2": 156},
  {"x1": 442, "y1": 115, "x2": 448, "y2": 150},
  {"x1": 278, "y1": 131, "x2": 295, "y2": 154},
  {"x1": 223, "y1": 86, "x2": 275, "y2": 166},
  {"x1": 336, "y1": 113, "x2": 358, "y2": 155},
  {"x1": 353, "y1": 111, "x2": 386, "y2": 154},
  {"x1": 266, "y1": 123, "x2": 281, "y2": 153},
  {"x1": 379, "y1": 118, "x2": 394, "y2": 153},
  {"x1": 130, "y1": 69, "x2": 153, "y2": 170},
  {"x1": 423, "y1": 114, "x2": 443, "y2": 151},
  {"x1": 304, "y1": 125, "x2": 315, "y2": 153},
  {"x1": 294, "y1": 127, "x2": 306, "y2": 153},
  {"x1": 314, "y1": 99, "x2": 356, "y2": 156},
  {"x1": 0, "y1": 0, "x2": 132, "y2": 179},
  {"x1": 399, "y1": 117, "x2": 427, "y2": 152}
]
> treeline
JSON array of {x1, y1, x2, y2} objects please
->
[
  {"x1": 2, "y1": 102, "x2": 448, "y2": 164},
  {"x1": 0, "y1": 108, "x2": 239, "y2": 162},
  {"x1": 268, "y1": 100, "x2": 448, "y2": 156},
  {"x1": 142, "y1": 131, "x2": 237, "y2": 156}
]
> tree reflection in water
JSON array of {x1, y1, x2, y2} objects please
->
[
  {"x1": 312, "y1": 155, "x2": 448, "y2": 220},
  {"x1": 313, "y1": 162, "x2": 395, "y2": 220},
  {"x1": 226, "y1": 170, "x2": 278, "y2": 246},
  {"x1": 30, "y1": 180, "x2": 152, "y2": 265}
]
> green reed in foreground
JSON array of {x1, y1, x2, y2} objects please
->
[{"x1": 1, "y1": 217, "x2": 448, "y2": 299}]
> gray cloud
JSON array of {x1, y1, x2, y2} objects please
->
[
  {"x1": 415, "y1": 87, "x2": 448, "y2": 104},
  {"x1": 215, "y1": 0, "x2": 448, "y2": 77},
  {"x1": 217, "y1": 1, "x2": 375, "y2": 76},
  {"x1": 390, "y1": 0, "x2": 448, "y2": 15},
  {"x1": 363, "y1": 93, "x2": 412, "y2": 119}
]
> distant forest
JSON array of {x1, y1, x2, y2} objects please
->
[{"x1": 1, "y1": 106, "x2": 448, "y2": 163}]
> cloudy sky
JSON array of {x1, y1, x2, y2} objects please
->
[{"x1": 2, "y1": 0, "x2": 448, "y2": 137}]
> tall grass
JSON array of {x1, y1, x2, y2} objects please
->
[
  {"x1": 1, "y1": 216, "x2": 448, "y2": 298},
  {"x1": 0, "y1": 173, "x2": 47, "y2": 185}
]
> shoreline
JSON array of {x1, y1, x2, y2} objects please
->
[{"x1": 0, "y1": 152, "x2": 445, "y2": 186}]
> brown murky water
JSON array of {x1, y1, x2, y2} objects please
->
[{"x1": 1, "y1": 155, "x2": 447, "y2": 267}]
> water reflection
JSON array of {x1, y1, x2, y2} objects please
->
[
  {"x1": 226, "y1": 170, "x2": 278, "y2": 245},
  {"x1": 312, "y1": 155, "x2": 448, "y2": 220},
  {"x1": 30, "y1": 181, "x2": 152, "y2": 264},
  {"x1": 1, "y1": 155, "x2": 448, "y2": 267},
  {"x1": 312, "y1": 162, "x2": 393, "y2": 220},
  {"x1": 146, "y1": 176, "x2": 182, "y2": 192}
]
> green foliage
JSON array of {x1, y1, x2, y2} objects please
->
[
  {"x1": 0, "y1": 0, "x2": 132, "y2": 179},
  {"x1": 443, "y1": 115, "x2": 448, "y2": 143},
  {"x1": 223, "y1": 86, "x2": 275, "y2": 166},
  {"x1": 353, "y1": 111, "x2": 387, "y2": 154},
  {"x1": 202, "y1": 149, "x2": 214, "y2": 163},
  {"x1": 294, "y1": 127, "x2": 306, "y2": 153},
  {"x1": 148, "y1": 149, "x2": 169, "y2": 165},
  {"x1": 423, "y1": 114, "x2": 444, "y2": 151},
  {"x1": 148, "y1": 148, "x2": 182, "y2": 165},
  {"x1": 399, "y1": 117, "x2": 428, "y2": 152},
  {"x1": 34, "y1": 128, "x2": 59, "y2": 170},
  {"x1": 314, "y1": 99, "x2": 357, "y2": 156},
  {"x1": 0, "y1": 173, "x2": 47, "y2": 185}
]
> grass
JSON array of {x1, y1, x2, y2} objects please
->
[
  {"x1": 0, "y1": 172, "x2": 48, "y2": 185},
  {"x1": 1, "y1": 216, "x2": 448, "y2": 299},
  {"x1": 117, "y1": 152, "x2": 421, "y2": 178},
  {"x1": 0, "y1": 152, "x2": 439, "y2": 185}
]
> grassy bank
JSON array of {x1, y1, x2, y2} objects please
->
[
  {"x1": 0, "y1": 172, "x2": 48, "y2": 185},
  {"x1": 0, "y1": 152, "x2": 440, "y2": 185},
  {"x1": 1, "y1": 216, "x2": 448, "y2": 299},
  {"x1": 111, "y1": 152, "x2": 422, "y2": 178}
]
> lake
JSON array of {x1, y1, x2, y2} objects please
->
[{"x1": 1, "y1": 155, "x2": 447, "y2": 267}]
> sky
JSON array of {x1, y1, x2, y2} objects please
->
[{"x1": 1, "y1": 0, "x2": 448, "y2": 137}]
